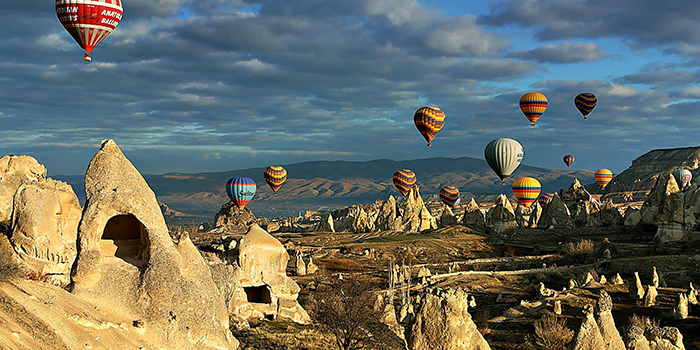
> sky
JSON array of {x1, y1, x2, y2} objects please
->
[{"x1": 2, "y1": 0, "x2": 700, "y2": 176}]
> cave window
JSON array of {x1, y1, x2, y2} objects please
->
[
  {"x1": 244, "y1": 285, "x2": 272, "y2": 304},
  {"x1": 100, "y1": 214, "x2": 150, "y2": 266}
]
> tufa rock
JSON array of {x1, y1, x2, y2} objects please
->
[
  {"x1": 553, "y1": 300, "x2": 562, "y2": 315},
  {"x1": 228, "y1": 224, "x2": 311, "y2": 325},
  {"x1": 672, "y1": 293, "x2": 688, "y2": 320},
  {"x1": 462, "y1": 198, "x2": 486, "y2": 227},
  {"x1": 527, "y1": 201, "x2": 543, "y2": 228},
  {"x1": 643, "y1": 285, "x2": 658, "y2": 307},
  {"x1": 9, "y1": 178, "x2": 81, "y2": 285},
  {"x1": 439, "y1": 205, "x2": 458, "y2": 227},
  {"x1": 570, "y1": 304, "x2": 606, "y2": 350},
  {"x1": 70, "y1": 140, "x2": 237, "y2": 349},
  {"x1": 417, "y1": 266, "x2": 431, "y2": 278},
  {"x1": 409, "y1": 288, "x2": 491, "y2": 350},
  {"x1": 652, "y1": 266, "x2": 660, "y2": 288},
  {"x1": 596, "y1": 290, "x2": 626, "y2": 350},
  {"x1": 0, "y1": 155, "x2": 47, "y2": 230},
  {"x1": 631, "y1": 272, "x2": 645, "y2": 300},
  {"x1": 612, "y1": 273, "x2": 624, "y2": 285},
  {"x1": 306, "y1": 257, "x2": 318, "y2": 275},
  {"x1": 538, "y1": 192, "x2": 573, "y2": 229},
  {"x1": 295, "y1": 251, "x2": 306, "y2": 276},
  {"x1": 645, "y1": 326, "x2": 685, "y2": 350},
  {"x1": 485, "y1": 194, "x2": 518, "y2": 234},
  {"x1": 626, "y1": 326, "x2": 652, "y2": 350},
  {"x1": 214, "y1": 202, "x2": 259, "y2": 234},
  {"x1": 624, "y1": 206, "x2": 642, "y2": 227}
]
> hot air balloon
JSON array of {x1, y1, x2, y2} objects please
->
[
  {"x1": 673, "y1": 169, "x2": 692, "y2": 190},
  {"x1": 226, "y1": 177, "x2": 256, "y2": 207},
  {"x1": 563, "y1": 155, "x2": 575, "y2": 168},
  {"x1": 484, "y1": 138, "x2": 524, "y2": 185},
  {"x1": 538, "y1": 192, "x2": 554, "y2": 207},
  {"x1": 439, "y1": 185, "x2": 460, "y2": 207},
  {"x1": 574, "y1": 93, "x2": 597, "y2": 119},
  {"x1": 414, "y1": 106, "x2": 445, "y2": 146},
  {"x1": 264, "y1": 166, "x2": 287, "y2": 194},
  {"x1": 512, "y1": 177, "x2": 541, "y2": 208},
  {"x1": 519, "y1": 92, "x2": 548, "y2": 127},
  {"x1": 594, "y1": 169, "x2": 613, "y2": 189},
  {"x1": 393, "y1": 169, "x2": 416, "y2": 196},
  {"x1": 56, "y1": 0, "x2": 124, "y2": 61}
]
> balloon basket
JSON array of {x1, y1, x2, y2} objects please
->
[{"x1": 83, "y1": 53, "x2": 92, "y2": 62}]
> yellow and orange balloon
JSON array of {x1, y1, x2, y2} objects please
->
[
  {"x1": 519, "y1": 92, "x2": 548, "y2": 127},
  {"x1": 595, "y1": 169, "x2": 613, "y2": 188},
  {"x1": 512, "y1": 177, "x2": 541, "y2": 208}
]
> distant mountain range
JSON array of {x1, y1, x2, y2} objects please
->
[{"x1": 53, "y1": 156, "x2": 595, "y2": 222}]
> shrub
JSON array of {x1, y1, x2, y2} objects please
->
[
  {"x1": 314, "y1": 275, "x2": 404, "y2": 350},
  {"x1": 534, "y1": 314, "x2": 574, "y2": 350},
  {"x1": 564, "y1": 239, "x2": 595, "y2": 264}
]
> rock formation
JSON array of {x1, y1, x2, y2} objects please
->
[
  {"x1": 306, "y1": 256, "x2": 318, "y2": 274},
  {"x1": 214, "y1": 202, "x2": 261, "y2": 234},
  {"x1": 409, "y1": 288, "x2": 490, "y2": 350},
  {"x1": 626, "y1": 326, "x2": 652, "y2": 350},
  {"x1": 553, "y1": 300, "x2": 562, "y2": 315},
  {"x1": 624, "y1": 207, "x2": 642, "y2": 227},
  {"x1": 570, "y1": 304, "x2": 606, "y2": 350},
  {"x1": 485, "y1": 194, "x2": 518, "y2": 234},
  {"x1": 596, "y1": 290, "x2": 626, "y2": 350},
  {"x1": 672, "y1": 293, "x2": 688, "y2": 319},
  {"x1": 644, "y1": 285, "x2": 658, "y2": 307},
  {"x1": 70, "y1": 140, "x2": 238, "y2": 349},
  {"x1": 631, "y1": 272, "x2": 645, "y2": 300},
  {"x1": 645, "y1": 326, "x2": 685, "y2": 350},
  {"x1": 538, "y1": 192, "x2": 573, "y2": 229},
  {"x1": 462, "y1": 198, "x2": 486, "y2": 227},
  {"x1": 295, "y1": 251, "x2": 306, "y2": 276},
  {"x1": 612, "y1": 273, "x2": 624, "y2": 285},
  {"x1": 440, "y1": 205, "x2": 458, "y2": 227},
  {"x1": 527, "y1": 201, "x2": 542, "y2": 228},
  {"x1": 228, "y1": 224, "x2": 311, "y2": 325},
  {"x1": 0, "y1": 155, "x2": 47, "y2": 230},
  {"x1": 9, "y1": 178, "x2": 81, "y2": 285},
  {"x1": 562, "y1": 179, "x2": 601, "y2": 227}
]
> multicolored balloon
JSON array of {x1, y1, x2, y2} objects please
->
[
  {"x1": 226, "y1": 177, "x2": 256, "y2": 207},
  {"x1": 512, "y1": 177, "x2": 541, "y2": 208},
  {"x1": 519, "y1": 92, "x2": 548, "y2": 127},
  {"x1": 414, "y1": 106, "x2": 445, "y2": 146},
  {"x1": 439, "y1": 185, "x2": 460, "y2": 207},
  {"x1": 264, "y1": 166, "x2": 287, "y2": 194},
  {"x1": 484, "y1": 138, "x2": 524, "y2": 185},
  {"x1": 56, "y1": 0, "x2": 124, "y2": 61},
  {"x1": 538, "y1": 192, "x2": 554, "y2": 207},
  {"x1": 393, "y1": 169, "x2": 416, "y2": 196},
  {"x1": 563, "y1": 154, "x2": 575, "y2": 168},
  {"x1": 594, "y1": 169, "x2": 613, "y2": 189},
  {"x1": 673, "y1": 169, "x2": 692, "y2": 190},
  {"x1": 574, "y1": 93, "x2": 597, "y2": 119}
]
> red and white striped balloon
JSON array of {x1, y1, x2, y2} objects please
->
[{"x1": 56, "y1": 0, "x2": 123, "y2": 61}]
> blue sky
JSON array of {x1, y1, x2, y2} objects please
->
[{"x1": 2, "y1": 0, "x2": 700, "y2": 176}]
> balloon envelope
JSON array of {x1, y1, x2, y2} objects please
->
[
  {"x1": 538, "y1": 192, "x2": 554, "y2": 207},
  {"x1": 439, "y1": 185, "x2": 460, "y2": 207},
  {"x1": 484, "y1": 138, "x2": 524, "y2": 185},
  {"x1": 264, "y1": 166, "x2": 287, "y2": 193},
  {"x1": 226, "y1": 177, "x2": 256, "y2": 207},
  {"x1": 414, "y1": 106, "x2": 445, "y2": 146},
  {"x1": 594, "y1": 169, "x2": 613, "y2": 189},
  {"x1": 393, "y1": 169, "x2": 416, "y2": 196},
  {"x1": 512, "y1": 177, "x2": 541, "y2": 208},
  {"x1": 56, "y1": 0, "x2": 123, "y2": 60},
  {"x1": 563, "y1": 155, "x2": 575, "y2": 168},
  {"x1": 519, "y1": 92, "x2": 548, "y2": 126},
  {"x1": 574, "y1": 93, "x2": 597, "y2": 119},
  {"x1": 673, "y1": 169, "x2": 692, "y2": 190}
]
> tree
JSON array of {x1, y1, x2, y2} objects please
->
[{"x1": 315, "y1": 275, "x2": 405, "y2": 350}]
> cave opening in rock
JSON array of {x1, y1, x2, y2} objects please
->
[
  {"x1": 244, "y1": 285, "x2": 272, "y2": 304},
  {"x1": 100, "y1": 214, "x2": 150, "y2": 266}
]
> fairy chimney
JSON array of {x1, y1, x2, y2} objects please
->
[
  {"x1": 596, "y1": 290, "x2": 626, "y2": 350},
  {"x1": 228, "y1": 224, "x2": 311, "y2": 324},
  {"x1": 0, "y1": 155, "x2": 47, "y2": 230},
  {"x1": 70, "y1": 140, "x2": 237, "y2": 349},
  {"x1": 9, "y1": 178, "x2": 81, "y2": 285}
]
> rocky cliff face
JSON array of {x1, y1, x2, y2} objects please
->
[{"x1": 595, "y1": 146, "x2": 700, "y2": 197}]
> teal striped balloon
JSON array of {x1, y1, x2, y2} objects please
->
[{"x1": 226, "y1": 177, "x2": 256, "y2": 207}]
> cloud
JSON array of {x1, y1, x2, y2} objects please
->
[
  {"x1": 478, "y1": 0, "x2": 700, "y2": 54},
  {"x1": 509, "y1": 41, "x2": 609, "y2": 63}
]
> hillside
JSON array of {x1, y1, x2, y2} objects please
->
[
  {"x1": 586, "y1": 146, "x2": 700, "y2": 201},
  {"x1": 54, "y1": 157, "x2": 594, "y2": 221}
]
